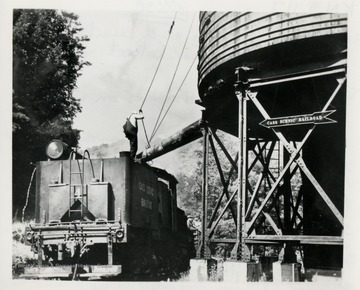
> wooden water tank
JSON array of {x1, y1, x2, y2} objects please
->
[
  {"x1": 198, "y1": 12, "x2": 347, "y2": 96},
  {"x1": 197, "y1": 12, "x2": 347, "y2": 139}
]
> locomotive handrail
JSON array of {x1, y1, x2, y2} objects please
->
[
  {"x1": 83, "y1": 149, "x2": 95, "y2": 179},
  {"x1": 69, "y1": 151, "x2": 85, "y2": 219},
  {"x1": 29, "y1": 221, "x2": 122, "y2": 232}
]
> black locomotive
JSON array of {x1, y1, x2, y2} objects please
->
[{"x1": 23, "y1": 140, "x2": 195, "y2": 280}]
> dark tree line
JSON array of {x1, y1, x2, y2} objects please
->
[{"x1": 13, "y1": 9, "x2": 91, "y2": 219}]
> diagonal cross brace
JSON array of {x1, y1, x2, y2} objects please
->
[
  {"x1": 248, "y1": 141, "x2": 268, "y2": 172},
  {"x1": 246, "y1": 77, "x2": 346, "y2": 233},
  {"x1": 246, "y1": 174, "x2": 281, "y2": 234},
  {"x1": 212, "y1": 130, "x2": 238, "y2": 171},
  {"x1": 208, "y1": 189, "x2": 238, "y2": 239},
  {"x1": 208, "y1": 132, "x2": 238, "y2": 227},
  {"x1": 246, "y1": 129, "x2": 310, "y2": 234}
]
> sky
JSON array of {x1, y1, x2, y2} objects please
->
[{"x1": 71, "y1": 10, "x2": 201, "y2": 152}]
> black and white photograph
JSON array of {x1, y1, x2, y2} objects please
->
[{"x1": 2, "y1": 0, "x2": 360, "y2": 288}]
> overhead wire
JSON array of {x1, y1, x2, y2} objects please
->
[
  {"x1": 151, "y1": 54, "x2": 197, "y2": 139},
  {"x1": 139, "y1": 12, "x2": 177, "y2": 111},
  {"x1": 141, "y1": 118, "x2": 151, "y2": 148},
  {"x1": 149, "y1": 13, "x2": 196, "y2": 142},
  {"x1": 138, "y1": 12, "x2": 177, "y2": 148}
]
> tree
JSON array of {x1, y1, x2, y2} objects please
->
[{"x1": 12, "y1": 9, "x2": 91, "y2": 219}]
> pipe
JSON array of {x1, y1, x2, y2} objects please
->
[{"x1": 137, "y1": 119, "x2": 203, "y2": 162}]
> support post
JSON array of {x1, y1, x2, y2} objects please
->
[
  {"x1": 230, "y1": 88, "x2": 243, "y2": 260},
  {"x1": 231, "y1": 68, "x2": 250, "y2": 261},
  {"x1": 283, "y1": 149, "x2": 292, "y2": 232},
  {"x1": 197, "y1": 126, "x2": 211, "y2": 259},
  {"x1": 241, "y1": 90, "x2": 249, "y2": 261}
]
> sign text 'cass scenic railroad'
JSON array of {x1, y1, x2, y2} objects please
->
[{"x1": 260, "y1": 110, "x2": 337, "y2": 128}]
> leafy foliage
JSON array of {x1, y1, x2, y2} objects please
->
[
  {"x1": 175, "y1": 131, "x2": 303, "y2": 259},
  {"x1": 175, "y1": 131, "x2": 241, "y2": 257},
  {"x1": 12, "y1": 221, "x2": 37, "y2": 278},
  {"x1": 12, "y1": 9, "x2": 91, "y2": 219},
  {"x1": 176, "y1": 131, "x2": 240, "y2": 216}
]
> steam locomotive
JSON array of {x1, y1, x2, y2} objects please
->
[{"x1": 23, "y1": 140, "x2": 195, "y2": 280}]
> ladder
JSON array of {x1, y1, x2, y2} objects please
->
[{"x1": 68, "y1": 150, "x2": 95, "y2": 219}]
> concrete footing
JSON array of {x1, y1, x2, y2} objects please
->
[
  {"x1": 273, "y1": 262, "x2": 301, "y2": 282},
  {"x1": 223, "y1": 261, "x2": 261, "y2": 282},
  {"x1": 189, "y1": 259, "x2": 217, "y2": 281}
]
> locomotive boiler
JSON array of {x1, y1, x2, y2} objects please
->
[{"x1": 23, "y1": 140, "x2": 195, "y2": 280}]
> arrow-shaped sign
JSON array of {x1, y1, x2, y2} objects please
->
[{"x1": 260, "y1": 110, "x2": 336, "y2": 128}]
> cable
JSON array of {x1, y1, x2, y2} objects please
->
[
  {"x1": 149, "y1": 13, "x2": 196, "y2": 141},
  {"x1": 141, "y1": 118, "x2": 151, "y2": 148},
  {"x1": 139, "y1": 12, "x2": 177, "y2": 111},
  {"x1": 151, "y1": 54, "x2": 197, "y2": 138}
]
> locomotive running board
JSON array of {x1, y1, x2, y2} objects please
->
[{"x1": 21, "y1": 264, "x2": 122, "y2": 280}]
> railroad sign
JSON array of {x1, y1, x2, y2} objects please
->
[{"x1": 260, "y1": 110, "x2": 336, "y2": 128}]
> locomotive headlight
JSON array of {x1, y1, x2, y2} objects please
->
[
  {"x1": 26, "y1": 231, "x2": 34, "y2": 241},
  {"x1": 46, "y1": 140, "x2": 69, "y2": 160},
  {"x1": 115, "y1": 229, "x2": 124, "y2": 240}
]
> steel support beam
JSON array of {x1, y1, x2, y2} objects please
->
[
  {"x1": 195, "y1": 67, "x2": 345, "y2": 262},
  {"x1": 245, "y1": 170, "x2": 282, "y2": 235},
  {"x1": 246, "y1": 235, "x2": 343, "y2": 246},
  {"x1": 246, "y1": 172, "x2": 263, "y2": 219},
  {"x1": 247, "y1": 77, "x2": 345, "y2": 228},
  {"x1": 211, "y1": 130, "x2": 238, "y2": 170},
  {"x1": 248, "y1": 141, "x2": 268, "y2": 172},
  {"x1": 208, "y1": 132, "x2": 238, "y2": 227},
  {"x1": 248, "y1": 66, "x2": 346, "y2": 88},
  {"x1": 208, "y1": 190, "x2": 238, "y2": 239},
  {"x1": 230, "y1": 76, "x2": 250, "y2": 261},
  {"x1": 283, "y1": 149, "x2": 292, "y2": 232},
  {"x1": 197, "y1": 127, "x2": 211, "y2": 259},
  {"x1": 246, "y1": 113, "x2": 316, "y2": 235}
]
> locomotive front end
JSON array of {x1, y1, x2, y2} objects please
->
[
  {"x1": 22, "y1": 147, "x2": 194, "y2": 280},
  {"x1": 24, "y1": 221, "x2": 125, "y2": 279}
]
